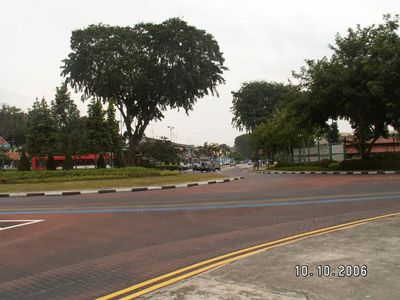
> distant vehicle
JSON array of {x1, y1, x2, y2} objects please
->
[
  {"x1": 179, "y1": 162, "x2": 191, "y2": 171},
  {"x1": 195, "y1": 161, "x2": 220, "y2": 172}
]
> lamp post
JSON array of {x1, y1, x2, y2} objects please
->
[{"x1": 167, "y1": 126, "x2": 174, "y2": 142}]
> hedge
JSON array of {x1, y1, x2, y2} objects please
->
[
  {"x1": 0, "y1": 167, "x2": 178, "y2": 184},
  {"x1": 275, "y1": 159, "x2": 333, "y2": 169},
  {"x1": 338, "y1": 158, "x2": 400, "y2": 170}
]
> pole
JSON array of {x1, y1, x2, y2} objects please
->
[{"x1": 167, "y1": 126, "x2": 174, "y2": 142}]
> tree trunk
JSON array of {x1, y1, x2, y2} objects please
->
[{"x1": 126, "y1": 136, "x2": 140, "y2": 166}]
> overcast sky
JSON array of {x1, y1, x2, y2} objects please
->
[{"x1": 1, "y1": 1, "x2": 399, "y2": 146}]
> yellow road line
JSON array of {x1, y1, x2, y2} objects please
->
[{"x1": 97, "y1": 211, "x2": 400, "y2": 300}]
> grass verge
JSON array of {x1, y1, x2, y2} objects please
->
[{"x1": 0, "y1": 173, "x2": 226, "y2": 193}]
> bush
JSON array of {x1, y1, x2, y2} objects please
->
[
  {"x1": 159, "y1": 165, "x2": 180, "y2": 171},
  {"x1": 113, "y1": 150, "x2": 125, "y2": 168},
  {"x1": 338, "y1": 158, "x2": 400, "y2": 170},
  {"x1": 275, "y1": 159, "x2": 334, "y2": 169},
  {"x1": 0, "y1": 167, "x2": 177, "y2": 184},
  {"x1": 96, "y1": 154, "x2": 106, "y2": 169},
  {"x1": 17, "y1": 151, "x2": 31, "y2": 171},
  {"x1": 328, "y1": 162, "x2": 340, "y2": 170},
  {"x1": 62, "y1": 154, "x2": 74, "y2": 170},
  {"x1": 46, "y1": 154, "x2": 57, "y2": 170}
]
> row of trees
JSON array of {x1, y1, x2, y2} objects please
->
[
  {"x1": 23, "y1": 83, "x2": 124, "y2": 170},
  {"x1": 232, "y1": 15, "x2": 400, "y2": 161},
  {"x1": 0, "y1": 104, "x2": 27, "y2": 146}
]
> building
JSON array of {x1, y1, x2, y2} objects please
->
[{"x1": 344, "y1": 135, "x2": 400, "y2": 156}]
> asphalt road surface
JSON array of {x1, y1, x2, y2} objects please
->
[{"x1": 1, "y1": 168, "x2": 400, "y2": 299}]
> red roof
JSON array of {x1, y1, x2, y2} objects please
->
[{"x1": 0, "y1": 136, "x2": 8, "y2": 145}]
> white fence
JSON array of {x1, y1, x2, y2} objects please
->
[{"x1": 293, "y1": 143, "x2": 344, "y2": 163}]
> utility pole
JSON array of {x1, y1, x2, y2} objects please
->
[{"x1": 167, "y1": 126, "x2": 174, "y2": 142}]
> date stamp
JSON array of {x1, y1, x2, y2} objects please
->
[{"x1": 294, "y1": 264, "x2": 368, "y2": 278}]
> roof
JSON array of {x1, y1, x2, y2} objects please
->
[
  {"x1": 7, "y1": 152, "x2": 20, "y2": 161},
  {"x1": 0, "y1": 136, "x2": 8, "y2": 145}
]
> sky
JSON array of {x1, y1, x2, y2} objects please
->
[{"x1": 1, "y1": 0, "x2": 399, "y2": 146}]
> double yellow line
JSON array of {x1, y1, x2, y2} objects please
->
[{"x1": 98, "y1": 212, "x2": 400, "y2": 300}]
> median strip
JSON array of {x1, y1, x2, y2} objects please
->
[
  {"x1": 0, "y1": 177, "x2": 244, "y2": 198},
  {"x1": 257, "y1": 170, "x2": 400, "y2": 175},
  {"x1": 97, "y1": 211, "x2": 400, "y2": 300}
]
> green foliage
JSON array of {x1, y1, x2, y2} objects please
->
[
  {"x1": 17, "y1": 150, "x2": 31, "y2": 171},
  {"x1": 96, "y1": 153, "x2": 107, "y2": 169},
  {"x1": 325, "y1": 121, "x2": 340, "y2": 143},
  {"x1": 139, "y1": 138, "x2": 179, "y2": 164},
  {"x1": 26, "y1": 98, "x2": 58, "y2": 158},
  {"x1": 234, "y1": 134, "x2": 253, "y2": 159},
  {"x1": 113, "y1": 149, "x2": 125, "y2": 168},
  {"x1": 62, "y1": 18, "x2": 227, "y2": 165},
  {"x1": 158, "y1": 165, "x2": 180, "y2": 171},
  {"x1": 338, "y1": 158, "x2": 400, "y2": 170},
  {"x1": 51, "y1": 82, "x2": 81, "y2": 156},
  {"x1": 231, "y1": 81, "x2": 293, "y2": 132},
  {"x1": 0, "y1": 167, "x2": 174, "y2": 184},
  {"x1": 106, "y1": 100, "x2": 125, "y2": 167},
  {"x1": 0, "y1": 104, "x2": 27, "y2": 146},
  {"x1": 87, "y1": 99, "x2": 110, "y2": 154},
  {"x1": 295, "y1": 15, "x2": 400, "y2": 159},
  {"x1": 62, "y1": 153, "x2": 74, "y2": 170},
  {"x1": 275, "y1": 159, "x2": 333, "y2": 169},
  {"x1": 46, "y1": 154, "x2": 57, "y2": 170}
]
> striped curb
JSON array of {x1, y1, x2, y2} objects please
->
[
  {"x1": 255, "y1": 170, "x2": 400, "y2": 175},
  {"x1": 0, "y1": 176, "x2": 244, "y2": 198}
]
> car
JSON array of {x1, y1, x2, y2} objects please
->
[{"x1": 196, "y1": 161, "x2": 220, "y2": 172}]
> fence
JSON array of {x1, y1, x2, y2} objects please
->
[{"x1": 292, "y1": 142, "x2": 345, "y2": 163}]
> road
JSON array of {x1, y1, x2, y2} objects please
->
[{"x1": 1, "y1": 168, "x2": 400, "y2": 299}]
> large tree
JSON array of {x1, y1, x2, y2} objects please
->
[
  {"x1": 51, "y1": 83, "x2": 81, "y2": 163},
  {"x1": 62, "y1": 18, "x2": 227, "y2": 165},
  {"x1": 296, "y1": 15, "x2": 400, "y2": 159},
  {"x1": 106, "y1": 100, "x2": 125, "y2": 167},
  {"x1": 25, "y1": 98, "x2": 58, "y2": 159},
  {"x1": 231, "y1": 81, "x2": 293, "y2": 132},
  {"x1": 233, "y1": 134, "x2": 253, "y2": 160},
  {"x1": 86, "y1": 99, "x2": 111, "y2": 156},
  {"x1": 0, "y1": 104, "x2": 27, "y2": 146}
]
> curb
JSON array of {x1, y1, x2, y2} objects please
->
[
  {"x1": 256, "y1": 170, "x2": 400, "y2": 175},
  {"x1": 0, "y1": 176, "x2": 245, "y2": 198}
]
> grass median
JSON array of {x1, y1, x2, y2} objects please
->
[{"x1": 0, "y1": 172, "x2": 226, "y2": 193}]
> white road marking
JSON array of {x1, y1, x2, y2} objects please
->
[{"x1": 0, "y1": 219, "x2": 44, "y2": 231}]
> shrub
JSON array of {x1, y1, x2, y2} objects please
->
[
  {"x1": 159, "y1": 165, "x2": 180, "y2": 171},
  {"x1": 17, "y1": 151, "x2": 31, "y2": 171},
  {"x1": 96, "y1": 154, "x2": 106, "y2": 169},
  {"x1": 328, "y1": 162, "x2": 340, "y2": 170},
  {"x1": 338, "y1": 158, "x2": 400, "y2": 170},
  {"x1": 0, "y1": 167, "x2": 177, "y2": 184},
  {"x1": 275, "y1": 159, "x2": 334, "y2": 169},
  {"x1": 46, "y1": 154, "x2": 57, "y2": 170},
  {"x1": 62, "y1": 154, "x2": 74, "y2": 170}
]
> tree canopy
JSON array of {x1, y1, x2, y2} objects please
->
[
  {"x1": 295, "y1": 15, "x2": 400, "y2": 158},
  {"x1": 231, "y1": 81, "x2": 293, "y2": 132},
  {"x1": 0, "y1": 104, "x2": 27, "y2": 146},
  {"x1": 51, "y1": 83, "x2": 81, "y2": 157},
  {"x1": 62, "y1": 18, "x2": 227, "y2": 164},
  {"x1": 25, "y1": 98, "x2": 57, "y2": 158}
]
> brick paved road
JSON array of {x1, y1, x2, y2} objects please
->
[{"x1": 1, "y1": 169, "x2": 400, "y2": 299}]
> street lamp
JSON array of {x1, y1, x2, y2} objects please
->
[{"x1": 167, "y1": 126, "x2": 174, "y2": 142}]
